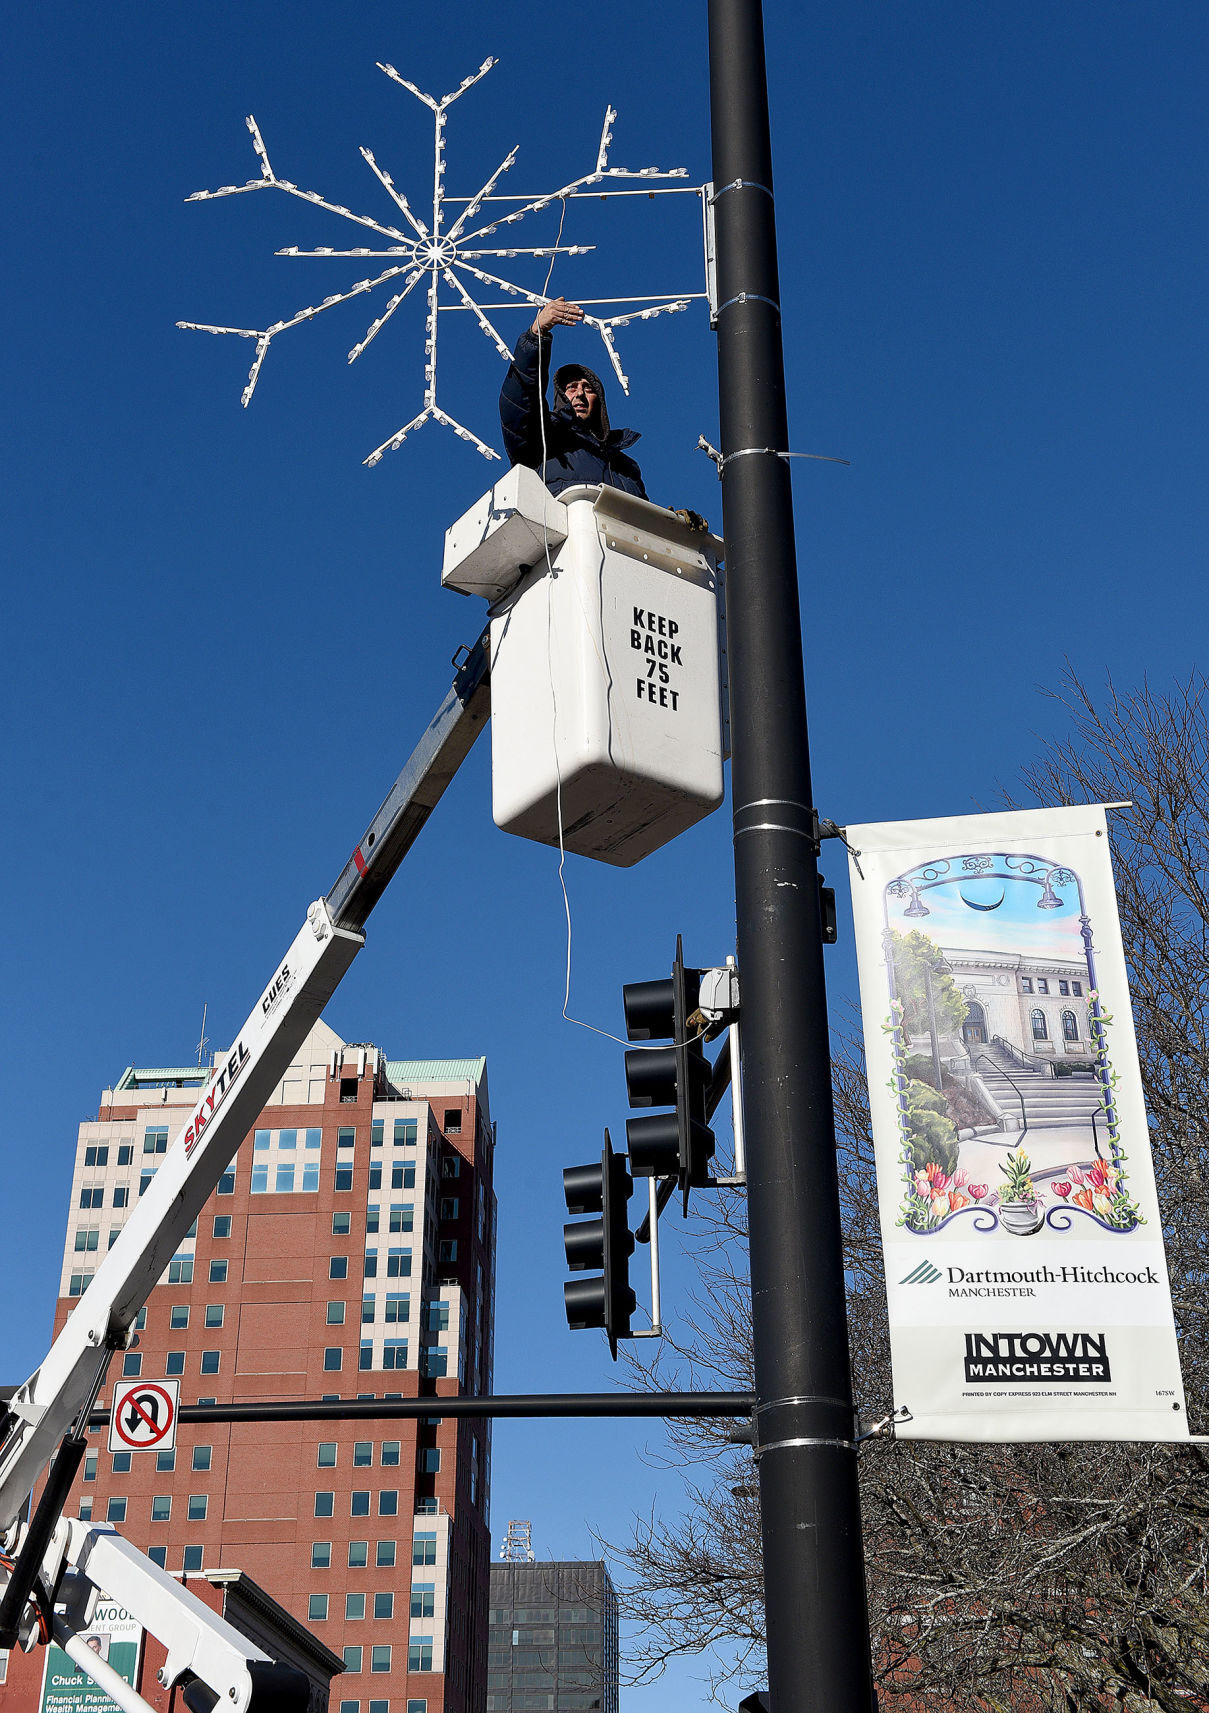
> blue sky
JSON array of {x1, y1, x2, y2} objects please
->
[{"x1": 4, "y1": 3, "x2": 1208, "y2": 1704}]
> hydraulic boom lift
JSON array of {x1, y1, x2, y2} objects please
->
[{"x1": 0, "y1": 634, "x2": 490, "y2": 1713}]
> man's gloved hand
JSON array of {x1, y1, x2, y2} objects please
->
[{"x1": 670, "y1": 507, "x2": 709, "y2": 532}]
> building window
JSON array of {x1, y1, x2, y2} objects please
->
[
  {"x1": 373, "y1": 1593, "x2": 394, "y2": 1620},
  {"x1": 368, "y1": 1165, "x2": 382, "y2": 1191},
  {"x1": 369, "y1": 1703, "x2": 388, "y2": 1713},
  {"x1": 1037, "y1": 978, "x2": 1049, "y2": 994},
  {"x1": 348, "y1": 1542, "x2": 369, "y2": 1568},
  {"x1": 147, "y1": 1545, "x2": 166, "y2": 1567},
  {"x1": 144, "y1": 1128, "x2": 169, "y2": 1154},
  {"x1": 84, "y1": 1146, "x2": 109, "y2": 1168},
  {"x1": 205, "y1": 1305, "x2": 224, "y2": 1328},
  {"x1": 68, "y1": 1273, "x2": 93, "y2": 1297},
  {"x1": 351, "y1": 1492, "x2": 371, "y2": 1518},
  {"x1": 135, "y1": 1308, "x2": 147, "y2": 1330},
  {"x1": 353, "y1": 1442, "x2": 373, "y2": 1468},
  {"x1": 311, "y1": 1542, "x2": 331, "y2": 1568},
  {"x1": 182, "y1": 1546, "x2": 203, "y2": 1573},
  {"x1": 412, "y1": 1533, "x2": 437, "y2": 1565},
  {"x1": 406, "y1": 1703, "x2": 427, "y2": 1713},
  {"x1": 1020, "y1": 977, "x2": 1033, "y2": 993},
  {"x1": 330, "y1": 1256, "x2": 351, "y2": 1282},
  {"x1": 327, "y1": 1302, "x2": 346, "y2": 1326},
  {"x1": 106, "y1": 1498, "x2": 127, "y2": 1523},
  {"x1": 213, "y1": 1216, "x2": 232, "y2": 1239},
  {"x1": 343, "y1": 1648, "x2": 363, "y2": 1675},
  {"x1": 359, "y1": 1342, "x2": 374, "y2": 1371},
  {"x1": 379, "y1": 1491, "x2": 399, "y2": 1517},
  {"x1": 308, "y1": 1595, "x2": 329, "y2": 1622},
  {"x1": 414, "y1": 1498, "x2": 439, "y2": 1515},
  {"x1": 420, "y1": 1351, "x2": 447, "y2": 1380},
  {"x1": 362, "y1": 1296, "x2": 376, "y2": 1324},
  {"x1": 75, "y1": 1230, "x2": 100, "y2": 1253},
  {"x1": 386, "y1": 1249, "x2": 411, "y2": 1279},
  {"x1": 217, "y1": 1171, "x2": 235, "y2": 1196},
  {"x1": 385, "y1": 1294, "x2": 408, "y2": 1324},
  {"x1": 117, "y1": 1145, "x2": 133, "y2": 1166},
  {"x1": 1031, "y1": 1009, "x2": 1049, "y2": 1041},
  {"x1": 363, "y1": 1251, "x2": 378, "y2": 1279},
  {"x1": 315, "y1": 1493, "x2": 335, "y2": 1518},
  {"x1": 1062, "y1": 1009, "x2": 1080, "y2": 1043},
  {"x1": 370, "y1": 1647, "x2": 392, "y2": 1675},
  {"x1": 388, "y1": 1206, "x2": 413, "y2": 1234},
  {"x1": 151, "y1": 1496, "x2": 171, "y2": 1522},
  {"x1": 346, "y1": 1594, "x2": 366, "y2": 1621},
  {"x1": 371, "y1": 1120, "x2": 384, "y2": 1148},
  {"x1": 418, "y1": 1448, "x2": 440, "y2": 1473},
  {"x1": 383, "y1": 1340, "x2": 407, "y2": 1370},
  {"x1": 170, "y1": 1306, "x2": 189, "y2": 1330},
  {"x1": 394, "y1": 1120, "x2": 417, "y2": 1148},
  {"x1": 317, "y1": 1443, "x2": 338, "y2": 1468},
  {"x1": 1058, "y1": 979, "x2": 1070, "y2": 996},
  {"x1": 391, "y1": 1165, "x2": 416, "y2": 1191},
  {"x1": 193, "y1": 1446, "x2": 212, "y2": 1471},
  {"x1": 406, "y1": 1640, "x2": 431, "y2": 1673},
  {"x1": 167, "y1": 1256, "x2": 194, "y2": 1285},
  {"x1": 438, "y1": 1240, "x2": 457, "y2": 1263},
  {"x1": 365, "y1": 1206, "x2": 380, "y2": 1234},
  {"x1": 83, "y1": 1451, "x2": 98, "y2": 1482},
  {"x1": 376, "y1": 1541, "x2": 396, "y2": 1568},
  {"x1": 340, "y1": 1080, "x2": 358, "y2": 1104},
  {"x1": 442, "y1": 1155, "x2": 460, "y2": 1179},
  {"x1": 112, "y1": 1187, "x2": 129, "y2": 1209},
  {"x1": 79, "y1": 1188, "x2": 104, "y2": 1210},
  {"x1": 338, "y1": 1128, "x2": 356, "y2": 1150},
  {"x1": 442, "y1": 1109, "x2": 462, "y2": 1134},
  {"x1": 188, "y1": 1495, "x2": 208, "y2": 1521},
  {"x1": 439, "y1": 1199, "x2": 459, "y2": 1222},
  {"x1": 1072, "y1": 980, "x2": 1083, "y2": 996},
  {"x1": 209, "y1": 1261, "x2": 228, "y2": 1284},
  {"x1": 426, "y1": 1303, "x2": 449, "y2": 1333},
  {"x1": 122, "y1": 1353, "x2": 142, "y2": 1378},
  {"x1": 323, "y1": 1348, "x2": 343, "y2": 1372},
  {"x1": 111, "y1": 1452, "x2": 131, "y2": 1474},
  {"x1": 335, "y1": 1166, "x2": 354, "y2": 1192},
  {"x1": 139, "y1": 1172, "x2": 157, "y2": 1197},
  {"x1": 333, "y1": 1212, "x2": 352, "y2": 1236},
  {"x1": 200, "y1": 1351, "x2": 220, "y2": 1375},
  {"x1": 410, "y1": 1586, "x2": 435, "y2": 1619},
  {"x1": 156, "y1": 1450, "x2": 175, "y2": 1473},
  {"x1": 381, "y1": 1441, "x2": 400, "y2": 1467},
  {"x1": 165, "y1": 1352, "x2": 185, "y2": 1377}
]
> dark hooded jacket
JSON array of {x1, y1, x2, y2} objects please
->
[{"x1": 498, "y1": 327, "x2": 646, "y2": 498}]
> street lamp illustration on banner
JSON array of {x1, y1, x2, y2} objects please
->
[{"x1": 178, "y1": 57, "x2": 707, "y2": 465}]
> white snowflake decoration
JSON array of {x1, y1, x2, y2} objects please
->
[{"x1": 178, "y1": 57, "x2": 703, "y2": 465}]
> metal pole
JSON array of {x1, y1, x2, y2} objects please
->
[{"x1": 706, "y1": 3, "x2": 876, "y2": 1709}]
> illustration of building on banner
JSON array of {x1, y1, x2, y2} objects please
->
[{"x1": 847, "y1": 804, "x2": 1188, "y2": 1442}]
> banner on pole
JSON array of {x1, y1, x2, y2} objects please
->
[
  {"x1": 39, "y1": 1599, "x2": 142, "y2": 1713},
  {"x1": 846, "y1": 804, "x2": 1188, "y2": 1442}
]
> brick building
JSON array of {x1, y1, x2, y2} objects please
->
[{"x1": 0, "y1": 1020, "x2": 496, "y2": 1713}]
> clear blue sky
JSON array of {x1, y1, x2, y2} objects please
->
[{"x1": 4, "y1": 4, "x2": 1208, "y2": 1705}]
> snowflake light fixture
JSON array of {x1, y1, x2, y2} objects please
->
[{"x1": 178, "y1": 57, "x2": 706, "y2": 466}]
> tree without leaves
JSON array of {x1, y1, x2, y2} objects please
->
[{"x1": 606, "y1": 671, "x2": 1209, "y2": 1711}]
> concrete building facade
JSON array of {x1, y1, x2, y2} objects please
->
[
  {"x1": 1, "y1": 1021, "x2": 496, "y2": 1713},
  {"x1": 487, "y1": 1562, "x2": 619, "y2": 1713}
]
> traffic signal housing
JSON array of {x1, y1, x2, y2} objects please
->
[
  {"x1": 563, "y1": 1131, "x2": 636, "y2": 1359},
  {"x1": 623, "y1": 935, "x2": 715, "y2": 1207}
]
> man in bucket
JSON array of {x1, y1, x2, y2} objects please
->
[{"x1": 498, "y1": 296, "x2": 646, "y2": 497}]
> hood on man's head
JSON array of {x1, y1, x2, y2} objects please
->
[{"x1": 552, "y1": 361, "x2": 611, "y2": 437}]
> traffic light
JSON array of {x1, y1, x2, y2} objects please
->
[
  {"x1": 562, "y1": 1130, "x2": 636, "y2": 1359},
  {"x1": 622, "y1": 935, "x2": 715, "y2": 1207}
]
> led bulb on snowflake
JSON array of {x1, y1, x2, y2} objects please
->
[{"x1": 179, "y1": 56, "x2": 704, "y2": 466}]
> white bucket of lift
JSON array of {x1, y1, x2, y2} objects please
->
[{"x1": 442, "y1": 470, "x2": 726, "y2": 867}]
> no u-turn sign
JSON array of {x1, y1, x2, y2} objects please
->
[{"x1": 108, "y1": 1379, "x2": 179, "y2": 1452}]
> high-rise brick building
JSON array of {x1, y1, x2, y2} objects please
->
[{"x1": 2, "y1": 1020, "x2": 496, "y2": 1713}]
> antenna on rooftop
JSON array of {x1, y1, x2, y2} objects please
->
[
  {"x1": 196, "y1": 1003, "x2": 209, "y2": 1068},
  {"x1": 499, "y1": 1520, "x2": 535, "y2": 1562},
  {"x1": 179, "y1": 56, "x2": 711, "y2": 466}
]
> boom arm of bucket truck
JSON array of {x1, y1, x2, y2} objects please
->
[{"x1": 0, "y1": 630, "x2": 491, "y2": 1705}]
